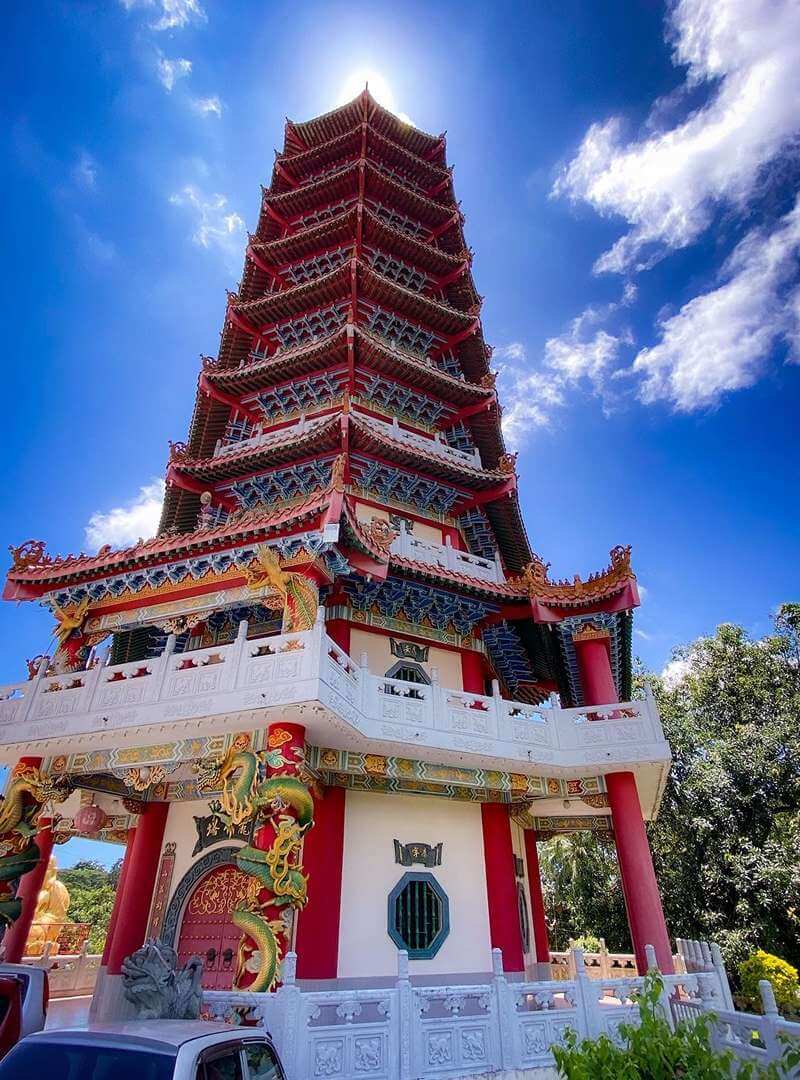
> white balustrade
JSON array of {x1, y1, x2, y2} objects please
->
[
  {"x1": 203, "y1": 941, "x2": 799, "y2": 1080},
  {"x1": 389, "y1": 528, "x2": 504, "y2": 583},
  {"x1": 24, "y1": 942, "x2": 101, "y2": 997},
  {"x1": 0, "y1": 618, "x2": 668, "y2": 776},
  {"x1": 213, "y1": 413, "x2": 330, "y2": 457},
  {"x1": 361, "y1": 413, "x2": 482, "y2": 468}
]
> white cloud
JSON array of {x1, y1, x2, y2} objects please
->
[
  {"x1": 496, "y1": 344, "x2": 565, "y2": 447},
  {"x1": 85, "y1": 480, "x2": 165, "y2": 550},
  {"x1": 496, "y1": 283, "x2": 638, "y2": 446},
  {"x1": 121, "y1": 0, "x2": 206, "y2": 31},
  {"x1": 634, "y1": 628, "x2": 653, "y2": 641},
  {"x1": 157, "y1": 54, "x2": 192, "y2": 92},
  {"x1": 661, "y1": 657, "x2": 692, "y2": 689},
  {"x1": 169, "y1": 185, "x2": 245, "y2": 264},
  {"x1": 72, "y1": 151, "x2": 97, "y2": 190},
  {"x1": 191, "y1": 95, "x2": 222, "y2": 118},
  {"x1": 545, "y1": 327, "x2": 629, "y2": 388},
  {"x1": 633, "y1": 195, "x2": 800, "y2": 409},
  {"x1": 553, "y1": 0, "x2": 800, "y2": 272}
]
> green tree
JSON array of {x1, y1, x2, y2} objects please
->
[
  {"x1": 539, "y1": 608, "x2": 800, "y2": 972},
  {"x1": 539, "y1": 833, "x2": 628, "y2": 951},
  {"x1": 60, "y1": 860, "x2": 117, "y2": 954},
  {"x1": 650, "y1": 611, "x2": 800, "y2": 971}
]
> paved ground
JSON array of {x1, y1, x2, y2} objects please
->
[{"x1": 46, "y1": 994, "x2": 92, "y2": 1028}]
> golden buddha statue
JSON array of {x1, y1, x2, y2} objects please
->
[{"x1": 25, "y1": 856, "x2": 70, "y2": 957}]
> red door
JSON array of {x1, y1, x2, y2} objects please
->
[{"x1": 176, "y1": 863, "x2": 251, "y2": 990}]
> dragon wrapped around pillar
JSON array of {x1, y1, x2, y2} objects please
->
[
  {"x1": 0, "y1": 765, "x2": 71, "y2": 931},
  {"x1": 198, "y1": 740, "x2": 315, "y2": 993}
]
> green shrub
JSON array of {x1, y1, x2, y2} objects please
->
[
  {"x1": 570, "y1": 934, "x2": 602, "y2": 953},
  {"x1": 739, "y1": 950, "x2": 800, "y2": 1015},
  {"x1": 552, "y1": 973, "x2": 784, "y2": 1078}
]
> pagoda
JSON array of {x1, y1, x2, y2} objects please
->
[{"x1": 0, "y1": 92, "x2": 672, "y2": 1015}]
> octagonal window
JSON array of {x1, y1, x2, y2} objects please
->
[{"x1": 388, "y1": 872, "x2": 450, "y2": 959}]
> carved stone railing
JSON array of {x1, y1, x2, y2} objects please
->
[
  {"x1": 0, "y1": 617, "x2": 320, "y2": 758},
  {"x1": 0, "y1": 612, "x2": 670, "y2": 778},
  {"x1": 329, "y1": 653, "x2": 669, "y2": 771},
  {"x1": 213, "y1": 413, "x2": 330, "y2": 457},
  {"x1": 389, "y1": 527, "x2": 504, "y2": 583},
  {"x1": 203, "y1": 943, "x2": 792, "y2": 1080},
  {"x1": 669, "y1": 978, "x2": 800, "y2": 1074},
  {"x1": 360, "y1": 412, "x2": 482, "y2": 468},
  {"x1": 24, "y1": 941, "x2": 101, "y2": 997},
  {"x1": 550, "y1": 940, "x2": 640, "y2": 982}
]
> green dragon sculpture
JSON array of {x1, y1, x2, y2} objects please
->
[
  {"x1": 199, "y1": 746, "x2": 315, "y2": 993},
  {"x1": 0, "y1": 765, "x2": 71, "y2": 929}
]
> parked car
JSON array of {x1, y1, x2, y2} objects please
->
[
  {"x1": 0, "y1": 963, "x2": 49, "y2": 1058},
  {"x1": 0, "y1": 1021, "x2": 286, "y2": 1080}
]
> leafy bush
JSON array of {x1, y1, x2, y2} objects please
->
[
  {"x1": 570, "y1": 934, "x2": 602, "y2": 953},
  {"x1": 739, "y1": 950, "x2": 800, "y2": 1016},
  {"x1": 553, "y1": 973, "x2": 782, "y2": 1078}
]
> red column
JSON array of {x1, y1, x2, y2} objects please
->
[
  {"x1": 523, "y1": 829, "x2": 550, "y2": 968},
  {"x1": 480, "y1": 803, "x2": 524, "y2": 972},
  {"x1": 106, "y1": 803, "x2": 169, "y2": 974},
  {"x1": 3, "y1": 818, "x2": 53, "y2": 963},
  {"x1": 574, "y1": 633, "x2": 617, "y2": 704},
  {"x1": 295, "y1": 785, "x2": 345, "y2": 979},
  {"x1": 101, "y1": 827, "x2": 137, "y2": 967},
  {"x1": 442, "y1": 525, "x2": 462, "y2": 550},
  {"x1": 460, "y1": 646, "x2": 485, "y2": 693},
  {"x1": 573, "y1": 627, "x2": 673, "y2": 974},
  {"x1": 326, "y1": 617, "x2": 351, "y2": 653}
]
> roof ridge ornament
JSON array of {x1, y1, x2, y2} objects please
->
[
  {"x1": 8, "y1": 539, "x2": 51, "y2": 572},
  {"x1": 510, "y1": 545, "x2": 635, "y2": 604}
]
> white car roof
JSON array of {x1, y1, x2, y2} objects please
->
[{"x1": 26, "y1": 1020, "x2": 255, "y2": 1052}]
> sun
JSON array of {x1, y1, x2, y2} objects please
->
[{"x1": 336, "y1": 68, "x2": 414, "y2": 126}]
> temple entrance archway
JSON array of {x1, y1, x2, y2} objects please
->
[{"x1": 161, "y1": 846, "x2": 248, "y2": 991}]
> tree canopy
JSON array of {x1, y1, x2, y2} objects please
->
[
  {"x1": 541, "y1": 605, "x2": 800, "y2": 971},
  {"x1": 59, "y1": 859, "x2": 120, "y2": 954}
]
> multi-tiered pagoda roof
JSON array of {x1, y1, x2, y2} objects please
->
[{"x1": 5, "y1": 90, "x2": 640, "y2": 706}]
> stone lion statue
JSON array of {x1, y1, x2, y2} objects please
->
[{"x1": 121, "y1": 939, "x2": 204, "y2": 1020}]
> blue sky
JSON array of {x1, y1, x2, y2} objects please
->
[{"x1": 1, "y1": 0, "x2": 798, "y2": 701}]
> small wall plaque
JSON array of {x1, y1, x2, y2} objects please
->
[
  {"x1": 192, "y1": 801, "x2": 254, "y2": 855},
  {"x1": 394, "y1": 839, "x2": 443, "y2": 867},
  {"x1": 390, "y1": 638, "x2": 429, "y2": 662}
]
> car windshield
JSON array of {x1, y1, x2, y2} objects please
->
[{"x1": 0, "y1": 1041, "x2": 176, "y2": 1080}]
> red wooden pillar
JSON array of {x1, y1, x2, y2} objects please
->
[
  {"x1": 480, "y1": 803, "x2": 524, "y2": 972},
  {"x1": 442, "y1": 524, "x2": 462, "y2": 550},
  {"x1": 101, "y1": 826, "x2": 137, "y2": 967},
  {"x1": 460, "y1": 646, "x2": 485, "y2": 693},
  {"x1": 295, "y1": 785, "x2": 346, "y2": 979},
  {"x1": 106, "y1": 803, "x2": 169, "y2": 974},
  {"x1": 523, "y1": 828, "x2": 551, "y2": 971},
  {"x1": 3, "y1": 818, "x2": 53, "y2": 963},
  {"x1": 326, "y1": 617, "x2": 351, "y2": 653},
  {"x1": 573, "y1": 626, "x2": 673, "y2": 974}
]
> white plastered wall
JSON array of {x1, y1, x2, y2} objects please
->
[
  {"x1": 350, "y1": 628, "x2": 463, "y2": 690},
  {"x1": 337, "y1": 789, "x2": 492, "y2": 980}
]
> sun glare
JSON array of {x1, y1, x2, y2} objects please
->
[{"x1": 336, "y1": 68, "x2": 414, "y2": 126}]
